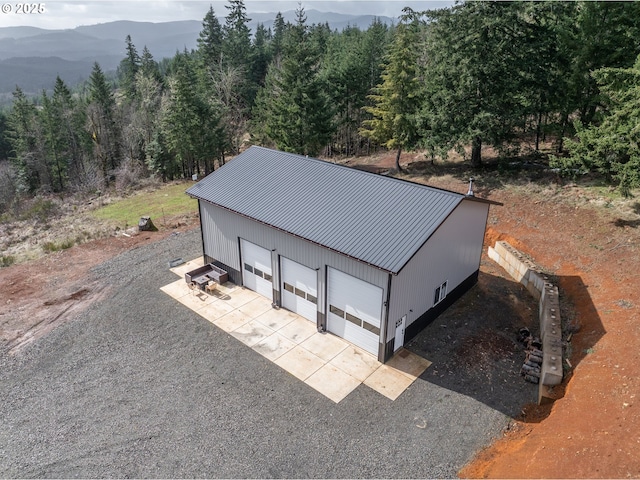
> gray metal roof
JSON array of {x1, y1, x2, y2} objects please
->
[{"x1": 187, "y1": 146, "x2": 475, "y2": 274}]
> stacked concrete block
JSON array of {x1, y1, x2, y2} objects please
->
[
  {"x1": 488, "y1": 241, "x2": 564, "y2": 399},
  {"x1": 540, "y1": 283, "x2": 561, "y2": 338},
  {"x1": 489, "y1": 241, "x2": 546, "y2": 300},
  {"x1": 539, "y1": 283, "x2": 563, "y2": 386}
]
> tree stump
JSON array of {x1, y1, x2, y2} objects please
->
[{"x1": 138, "y1": 216, "x2": 157, "y2": 232}]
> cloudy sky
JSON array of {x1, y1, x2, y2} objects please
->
[{"x1": 1, "y1": 1, "x2": 454, "y2": 29}]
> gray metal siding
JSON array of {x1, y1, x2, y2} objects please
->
[
  {"x1": 200, "y1": 201, "x2": 389, "y2": 321},
  {"x1": 388, "y1": 199, "x2": 490, "y2": 330},
  {"x1": 187, "y1": 146, "x2": 465, "y2": 273}
]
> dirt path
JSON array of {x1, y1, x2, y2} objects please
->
[{"x1": 0, "y1": 225, "x2": 196, "y2": 355}]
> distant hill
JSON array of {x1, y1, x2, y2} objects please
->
[{"x1": 0, "y1": 11, "x2": 394, "y2": 99}]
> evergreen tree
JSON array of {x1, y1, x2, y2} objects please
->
[
  {"x1": 222, "y1": 0, "x2": 251, "y2": 67},
  {"x1": 197, "y1": 5, "x2": 223, "y2": 69},
  {"x1": 250, "y1": 23, "x2": 272, "y2": 89},
  {"x1": 551, "y1": 55, "x2": 640, "y2": 196},
  {"x1": 221, "y1": 0, "x2": 253, "y2": 107},
  {"x1": 322, "y1": 26, "x2": 369, "y2": 156},
  {"x1": 41, "y1": 86, "x2": 66, "y2": 191},
  {"x1": 87, "y1": 62, "x2": 120, "y2": 186},
  {"x1": 140, "y1": 46, "x2": 163, "y2": 84},
  {"x1": 361, "y1": 9, "x2": 422, "y2": 171},
  {"x1": 6, "y1": 87, "x2": 45, "y2": 193},
  {"x1": 161, "y1": 51, "x2": 223, "y2": 178},
  {"x1": 271, "y1": 12, "x2": 287, "y2": 62},
  {"x1": 51, "y1": 76, "x2": 89, "y2": 188},
  {"x1": 118, "y1": 35, "x2": 141, "y2": 100},
  {"x1": 420, "y1": 2, "x2": 539, "y2": 166},
  {"x1": 0, "y1": 111, "x2": 12, "y2": 162},
  {"x1": 253, "y1": 5, "x2": 333, "y2": 156}
]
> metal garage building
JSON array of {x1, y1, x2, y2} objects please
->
[{"x1": 187, "y1": 146, "x2": 498, "y2": 363}]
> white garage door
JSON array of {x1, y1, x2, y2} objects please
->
[
  {"x1": 327, "y1": 267, "x2": 383, "y2": 355},
  {"x1": 281, "y1": 257, "x2": 317, "y2": 323},
  {"x1": 240, "y1": 239, "x2": 272, "y2": 299}
]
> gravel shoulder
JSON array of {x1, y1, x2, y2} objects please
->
[{"x1": 0, "y1": 226, "x2": 537, "y2": 478}]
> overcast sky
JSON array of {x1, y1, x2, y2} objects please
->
[{"x1": 1, "y1": 1, "x2": 455, "y2": 29}]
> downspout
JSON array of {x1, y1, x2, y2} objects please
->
[
  {"x1": 379, "y1": 272, "x2": 393, "y2": 363},
  {"x1": 197, "y1": 200, "x2": 206, "y2": 261}
]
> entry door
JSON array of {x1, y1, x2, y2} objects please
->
[
  {"x1": 394, "y1": 315, "x2": 406, "y2": 352},
  {"x1": 240, "y1": 239, "x2": 272, "y2": 299},
  {"x1": 327, "y1": 267, "x2": 383, "y2": 355},
  {"x1": 281, "y1": 257, "x2": 318, "y2": 323}
]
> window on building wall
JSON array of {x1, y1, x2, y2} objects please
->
[{"x1": 434, "y1": 281, "x2": 448, "y2": 305}]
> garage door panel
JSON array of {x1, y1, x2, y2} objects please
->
[
  {"x1": 281, "y1": 257, "x2": 317, "y2": 323},
  {"x1": 327, "y1": 267, "x2": 382, "y2": 355},
  {"x1": 240, "y1": 239, "x2": 272, "y2": 300}
]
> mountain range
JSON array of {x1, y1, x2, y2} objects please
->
[{"x1": 0, "y1": 11, "x2": 394, "y2": 100}]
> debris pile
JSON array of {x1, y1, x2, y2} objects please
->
[{"x1": 518, "y1": 327, "x2": 543, "y2": 384}]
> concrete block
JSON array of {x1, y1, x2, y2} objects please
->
[
  {"x1": 494, "y1": 241, "x2": 510, "y2": 259},
  {"x1": 517, "y1": 263, "x2": 529, "y2": 279},
  {"x1": 487, "y1": 246, "x2": 500, "y2": 264},
  {"x1": 529, "y1": 272, "x2": 544, "y2": 293},
  {"x1": 542, "y1": 335, "x2": 563, "y2": 358},
  {"x1": 527, "y1": 282, "x2": 541, "y2": 300},
  {"x1": 540, "y1": 352, "x2": 563, "y2": 386}
]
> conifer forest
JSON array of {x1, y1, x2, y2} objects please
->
[{"x1": 1, "y1": 0, "x2": 640, "y2": 213}]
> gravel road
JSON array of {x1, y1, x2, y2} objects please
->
[{"x1": 0, "y1": 228, "x2": 535, "y2": 478}]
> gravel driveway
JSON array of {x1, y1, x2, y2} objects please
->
[{"x1": 0, "y1": 228, "x2": 536, "y2": 478}]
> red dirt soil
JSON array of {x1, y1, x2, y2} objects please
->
[
  {"x1": 459, "y1": 189, "x2": 640, "y2": 479},
  {"x1": 0, "y1": 226, "x2": 195, "y2": 354}
]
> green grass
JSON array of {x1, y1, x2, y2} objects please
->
[
  {"x1": 92, "y1": 182, "x2": 197, "y2": 228},
  {"x1": 42, "y1": 239, "x2": 75, "y2": 253},
  {"x1": 0, "y1": 254, "x2": 16, "y2": 267}
]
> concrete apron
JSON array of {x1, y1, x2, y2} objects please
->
[{"x1": 162, "y1": 258, "x2": 431, "y2": 403}]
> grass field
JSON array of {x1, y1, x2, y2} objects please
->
[{"x1": 92, "y1": 182, "x2": 198, "y2": 228}]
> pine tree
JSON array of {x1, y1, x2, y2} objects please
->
[
  {"x1": 420, "y1": 2, "x2": 540, "y2": 166},
  {"x1": 41, "y1": 88, "x2": 66, "y2": 191},
  {"x1": 222, "y1": 0, "x2": 251, "y2": 70},
  {"x1": 250, "y1": 23, "x2": 272, "y2": 89},
  {"x1": 118, "y1": 35, "x2": 141, "y2": 100},
  {"x1": 161, "y1": 51, "x2": 223, "y2": 178},
  {"x1": 51, "y1": 76, "x2": 89, "y2": 188},
  {"x1": 361, "y1": 9, "x2": 422, "y2": 171},
  {"x1": 140, "y1": 46, "x2": 163, "y2": 84},
  {"x1": 271, "y1": 12, "x2": 287, "y2": 62},
  {"x1": 551, "y1": 55, "x2": 640, "y2": 196},
  {"x1": 197, "y1": 6, "x2": 223, "y2": 69},
  {"x1": 87, "y1": 62, "x2": 120, "y2": 186},
  {"x1": 220, "y1": 0, "x2": 255, "y2": 107},
  {"x1": 6, "y1": 87, "x2": 46, "y2": 193},
  {"x1": 253, "y1": 5, "x2": 333, "y2": 156}
]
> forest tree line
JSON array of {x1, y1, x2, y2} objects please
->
[{"x1": 1, "y1": 0, "x2": 640, "y2": 214}]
